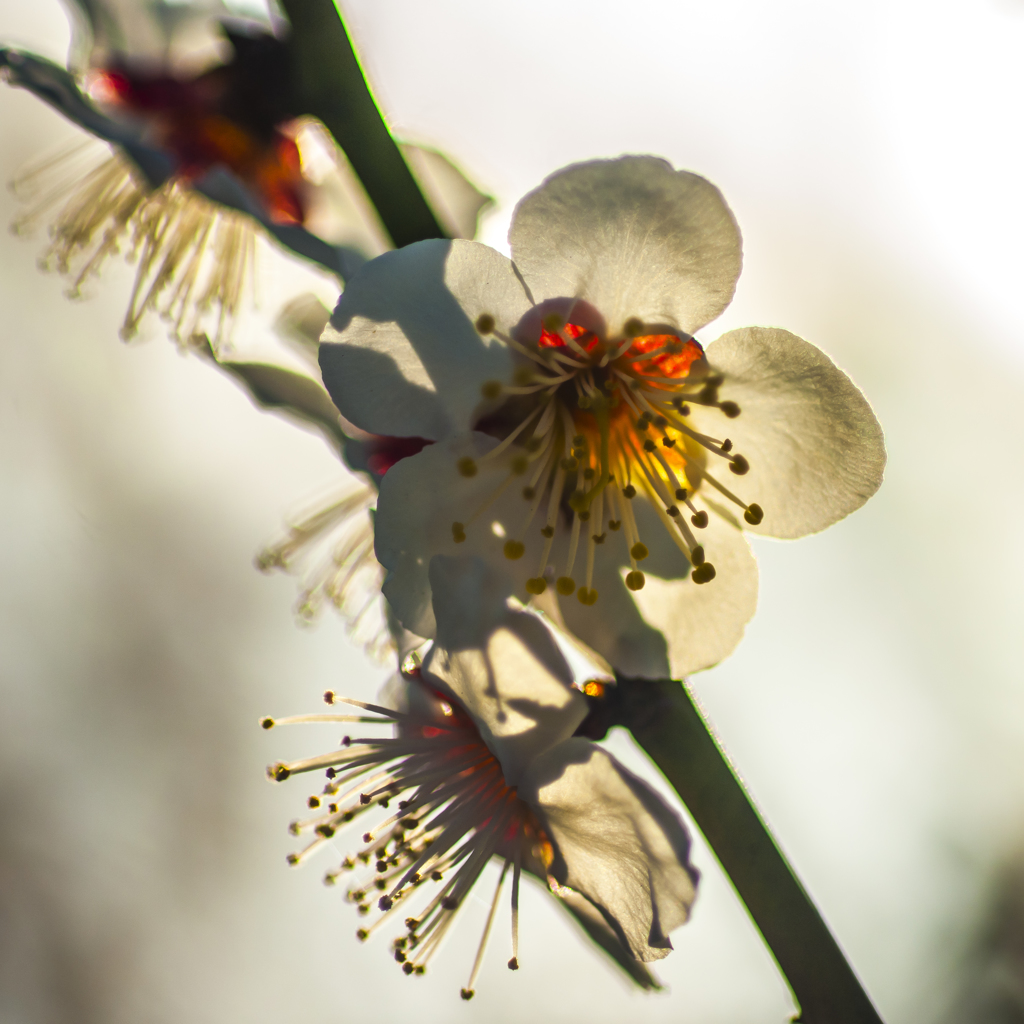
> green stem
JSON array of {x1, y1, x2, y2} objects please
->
[
  {"x1": 606, "y1": 676, "x2": 884, "y2": 1023},
  {"x1": 280, "y1": 0, "x2": 447, "y2": 248}
]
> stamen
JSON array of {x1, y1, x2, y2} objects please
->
[{"x1": 463, "y1": 858, "x2": 511, "y2": 999}]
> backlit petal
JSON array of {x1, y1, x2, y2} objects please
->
[
  {"x1": 696, "y1": 327, "x2": 886, "y2": 539},
  {"x1": 520, "y1": 739, "x2": 699, "y2": 962},
  {"x1": 422, "y1": 555, "x2": 587, "y2": 786},
  {"x1": 509, "y1": 156, "x2": 741, "y2": 338},
  {"x1": 320, "y1": 239, "x2": 525, "y2": 440},
  {"x1": 629, "y1": 506, "x2": 758, "y2": 677}
]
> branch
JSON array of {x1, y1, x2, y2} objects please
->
[
  {"x1": 279, "y1": 0, "x2": 447, "y2": 248},
  {"x1": 585, "y1": 677, "x2": 885, "y2": 1023}
]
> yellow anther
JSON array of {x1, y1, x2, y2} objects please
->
[
  {"x1": 625, "y1": 570, "x2": 646, "y2": 591},
  {"x1": 568, "y1": 492, "x2": 588, "y2": 513},
  {"x1": 622, "y1": 484, "x2": 637, "y2": 499},
  {"x1": 624, "y1": 317, "x2": 644, "y2": 337},
  {"x1": 692, "y1": 562, "x2": 717, "y2": 584},
  {"x1": 631, "y1": 542, "x2": 649, "y2": 561},
  {"x1": 261, "y1": 717, "x2": 275, "y2": 729},
  {"x1": 457, "y1": 457, "x2": 478, "y2": 477},
  {"x1": 323, "y1": 690, "x2": 336, "y2": 704},
  {"x1": 511, "y1": 455, "x2": 529, "y2": 474},
  {"x1": 504, "y1": 539, "x2": 525, "y2": 560},
  {"x1": 540, "y1": 525, "x2": 554, "y2": 538},
  {"x1": 451, "y1": 522, "x2": 466, "y2": 543},
  {"x1": 583, "y1": 680, "x2": 605, "y2": 697},
  {"x1": 307, "y1": 795, "x2": 320, "y2": 808},
  {"x1": 270, "y1": 763, "x2": 290, "y2": 781},
  {"x1": 729, "y1": 454, "x2": 749, "y2": 475},
  {"x1": 357, "y1": 929, "x2": 369, "y2": 941},
  {"x1": 475, "y1": 313, "x2": 496, "y2": 334},
  {"x1": 608, "y1": 519, "x2": 622, "y2": 531},
  {"x1": 481, "y1": 379, "x2": 502, "y2": 399},
  {"x1": 556, "y1": 576, "x2": 576, "y2": 596},
  {"x1": 744, "y1": 503, "x2": 764, "y2": 526},
  {"x1": 461, "y1": 989, "x2": 475, "y2": 1001},
  {"x1": 691, "y1": 510, "x2": 709, "y2": 529},
  {"x1": 577, "y1": 587, "x2": 598, "y2": 605},
  {"x1": 525, "y1": 577, "x2": 548, "y2": 595},
  {"x1": 720, "y1": 400, "x2": 740, "y2": 418},
  {"x1": 286, "y1": 852, "x2": 299, "y2": 865}
]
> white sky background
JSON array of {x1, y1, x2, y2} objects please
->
[{"x1": 1, "y1": 0, "x2": 1024, "y2": 1021}]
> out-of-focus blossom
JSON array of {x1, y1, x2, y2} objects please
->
[
  {"x1": 220, "y1": 291, "x2": 422, "y2": 658},
  {"x1": 1, "y1": 0, "x2": 490, "y2": 350},
  {"x1": 319, "y1": 156, "x2": 886, "y2": 678},
  {"x1": 264, "y1": 554, "x2": 698, "y2": 995}
]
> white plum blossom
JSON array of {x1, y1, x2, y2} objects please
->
[
  {"x1": 264, "y1": 555, "x2": 698, "y2": 995},
  {"x1": 319, "y1": 156, "x2": 886, "y2": 679}
]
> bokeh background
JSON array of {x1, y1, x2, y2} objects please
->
[{"x1": 2, "y1": 0, "x2": 1024, "y2": 1021}]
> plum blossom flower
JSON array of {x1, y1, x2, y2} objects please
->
[
  {"x1": 264, "y1": 554, "x2": 698, "y2": 995},
  {"x1": 319, "y1": 156, "x2": 886, "y2": 678},
  {"x1": 1, "y1": 0, "x2": 489, "y2": 349}
]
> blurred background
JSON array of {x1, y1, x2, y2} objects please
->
[{"x1": 2, "y1": 0, "x2": 1024, "y2": 1021}]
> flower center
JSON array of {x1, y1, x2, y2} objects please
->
[
  {"x1": 265, "y1": 678, "x2": 549, "y2": 996},
  {"x1": 453, "y1": 313, "x2": 763, "y2": 604}
]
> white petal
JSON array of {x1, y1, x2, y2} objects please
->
[
  {"x1": 695, "y1": 327, "x2": 886, "y2": 539},
  {"x1": 629, "y1": 508, "x2": 759, "y2": 678},
  {"x1": 373, "y1": 433, "x2": 514, "y2": 640},
  {"x1": 421, "y1": 555, "x2": 587, "y2": 786},
  {"x1": 509, "y1": 156, "x2": 741, "y2": 338},
  {"x1": 520, "y1": 739, "x2": 699, "y2": 962},
  {"x1": 319, "y1": 239, "x2": 527, "y2": 439},
  {"x1": 556, "y1": 556, "x2": 672, "y2": 680}
]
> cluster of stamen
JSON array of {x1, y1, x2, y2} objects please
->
[
  {"x1": 452, "y1": 313, "x2": 763, "y2": 604},
  {"x1": 264, "y1": 680, "x2": 542, "y2": 998},
  {"x1": 256, "y1": 484, "x2": 391, "y2": 659},
  {"x1": 11, "y1": 145, "x2": 256, "y2": 352}
]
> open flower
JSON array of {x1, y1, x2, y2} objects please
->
[
  {"x1": 1, "y1": 0, "x2": 489, "y2": 349},
  {"x1": 264, "y1": 554, "x2": 698, "y2": 995},
  {"x1": 319, "y1": 156, "x2": 886, "y2": 678}
]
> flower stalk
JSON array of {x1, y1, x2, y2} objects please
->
[
  {"x1": 279, "y1": 0, "x2": 447, "y2": 247},
  {"x1": 591, "y1": 677, "x2": 884, "y2": 1023}
]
